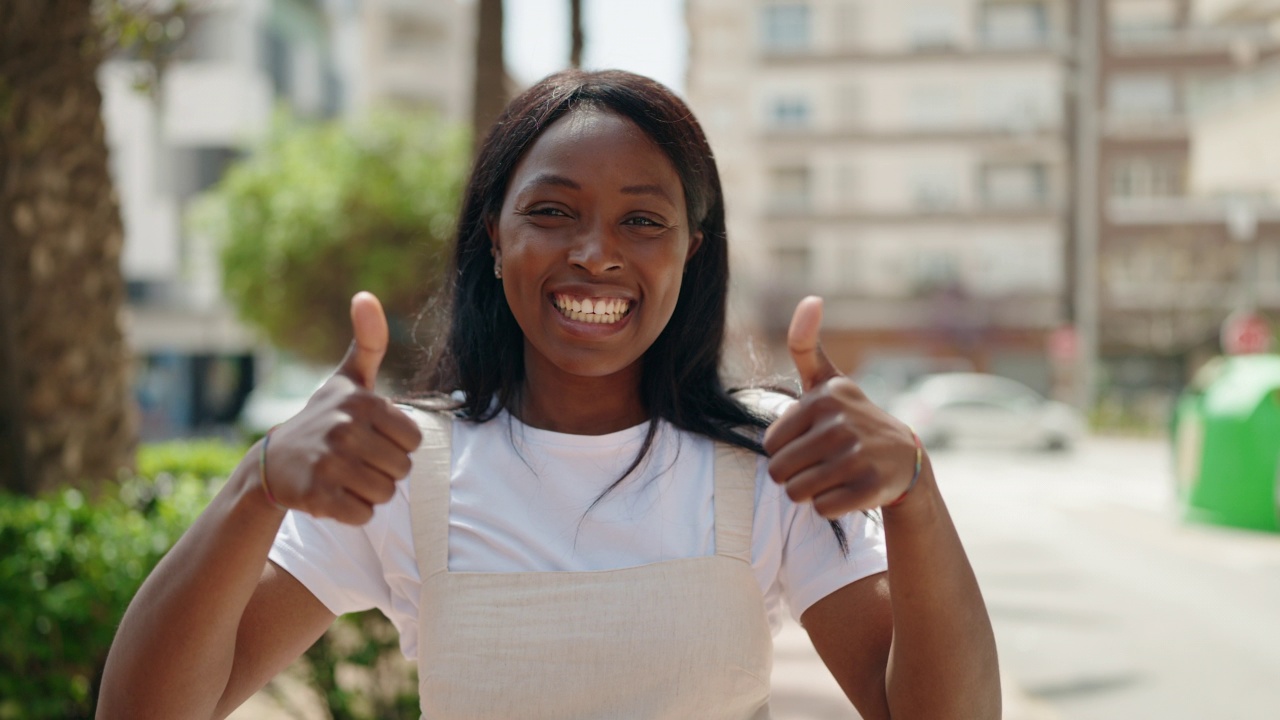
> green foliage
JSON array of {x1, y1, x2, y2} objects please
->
[
  {"x1": 198, "y1": 110, "x2": 469, "y2": 369},
  {"x1": 303, "y1": 610, "x2": 419, "y2": 720},
  {"x1": 0, "y1": 439, "x2": 417, "y2": 718},
  {"x1": 0, "y1": 442, "x2": 231, "y2": 720}
]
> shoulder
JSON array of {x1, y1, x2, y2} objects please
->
[{"x1": 395, "y1": 401, "x2": 458, "y2": 439}]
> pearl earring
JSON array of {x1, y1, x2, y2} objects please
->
[{"x1": 494, "y1": 263, "x2": 502, "y2": 279}]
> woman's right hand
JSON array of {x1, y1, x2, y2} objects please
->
[{"x1": 261, "y1": 291, "x2": 423, "y2": 525}]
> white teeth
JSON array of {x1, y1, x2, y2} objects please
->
[{"x1": 553, "y1": 294, "x2": 631, "y2": 324}]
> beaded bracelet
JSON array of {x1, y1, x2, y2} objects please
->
[
  {"x1": 885, "y1": 429, "x2": 923, "y2": 509},
  {"x1": 259, "y1": 427, "x2": 287, "y2": 511}
]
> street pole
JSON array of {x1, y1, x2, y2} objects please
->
[
  {"x1": 1226, "y1": 198, "x2": 1258, "y2": 312},
  {"x1": 1073, "y1": 0, "x2": 1101, "y2": 414}
]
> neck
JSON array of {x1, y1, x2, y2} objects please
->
[{"x1": 516, "y1": 357, "x2": 648, "y2": 436}]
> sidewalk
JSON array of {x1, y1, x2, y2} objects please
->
[{"x1": 771, "y1": 615, "x2": 1058, "y2": 720}]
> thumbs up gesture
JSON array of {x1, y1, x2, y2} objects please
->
[
  {"x1": 260, "y1": 292, "x2": 423, "y2": 524},
  {"x1": 762, "y1": 297, "x2": 922, "y2": 517}
]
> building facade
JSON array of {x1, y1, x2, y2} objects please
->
[
  {"x1": 1092, "y1": 0, "x2": 1280, "y2": 422},
  {"x1": 687, "y1": 0, "x2": 1072, "y2": 400},
  {"x1": 101, "y1": 0, "x2": 473, "y2": 438}
]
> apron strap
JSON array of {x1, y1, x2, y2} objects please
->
[
  {"x1": 409, "y1": 407, "x2": 453, "y2": 580},
  {"x1": 713, "y1": 442, "x2": 758, "y2": 564}
]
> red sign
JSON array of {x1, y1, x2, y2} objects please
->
[
  {"x1": 1047, "y1": 326, "x2": 1078, "y2": 362},
  {"x1": 1221, "y1": 311, "x2": 1273, "y2": 355}
]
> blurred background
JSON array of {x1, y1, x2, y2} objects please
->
[{"x1": 2, "y1": 0, "x2": 1280, "y2": 718}]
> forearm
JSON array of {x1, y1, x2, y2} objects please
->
[
  {"x1": 881, "y1": 460, "x2": 1000, "y2": 718},
  {"x1": 98, "y1": 440, "x2": 285, "y2": 719}
]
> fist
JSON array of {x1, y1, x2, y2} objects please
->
[
  {"x1": 762, "y1": 296, "x2": 921, "y2": 517},
  {"x1": 261, "y1": 292, "x2": 423, "y2": 524}
]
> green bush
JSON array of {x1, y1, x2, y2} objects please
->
[
  {"x1": 0, "y1": 442, "x2": 230, "y2": 719},
  {"x1": 0, "y1": 439, "x2": 416, "y2": 719}
]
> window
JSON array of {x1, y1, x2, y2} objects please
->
[
  {"x1": 767, "y1": 96, "x2": 812, "y2": 129},
  {"x1": 837, "y1": 84, "x2": 862, "y2": 128},
  {"x1": 911, "y1": 249, "x2": 961, "y2": 290},
  {"x1": 1109, "y1": 0, "x2": 1177, "y2": 44},
  {"x1": 982, "y1": 79, "x2": 1049, "y2": 131},
  {"x1": 837, "y1": 1, "x2": 862, "y2": 49},
  {"x1": 907, "y1": 85, "x2": 961, "y2": 129},
  {"x1": 980, "y1": 2, "x2": 1049, "y2": 48},
  {"x1": 1108, "y1": 73, "x2": 1177, "y2": 119},
  {"x1": 981, "y1": 163, "x2": 1048, "y2": 208},
  {"x1": 911, "y1": 168, "x2": 960, "y2": 211},
  {"x1": 1110, "y1": 157, "x2": 1184, "y2": 198},
  {"x1": 760, "y1": 3, "x2": 811, "y2": 52},
  {"x1": 770, "y1": 166, "x2": 812, "y2": 211},
  {"x1": 907, "y1": 4, "x2": 958, "y2": 50},
  {"x1": 1261, "y1": 242, "x2": 1280, "y2": 287},
  {"x1": 836, "y1": 164, "x2": 858, "y2": 207}
]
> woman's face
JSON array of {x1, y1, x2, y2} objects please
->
[{"x1": 490, "y1": 108, "x2": 702, "y2": 382}]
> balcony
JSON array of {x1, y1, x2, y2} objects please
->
[
  {"x1": 758, "y1": 37, "x2": 1068, "y2": 64},
  {"x1": 1110, "y1": 24, "x2": 1280, "y2": 56},
  {"x1": 757, "y1": 290, "x2": 1062, "y2": 333}
]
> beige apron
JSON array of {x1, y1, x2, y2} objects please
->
[{"x1": 408, "y1": 411, "x2": 774, "y2": 719}]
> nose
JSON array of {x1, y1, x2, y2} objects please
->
[{"x1": 567, "y1": 221, "x2": 623, "y2": 275}]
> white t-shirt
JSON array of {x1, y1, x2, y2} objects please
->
[{"x1": 269, "y1": 396, "x2": 888, "y2": 661}]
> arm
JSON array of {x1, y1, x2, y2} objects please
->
[
  {"x1": 765, "y1": 296, "x2": 999, "y2": 719},
  {"x1": 97, "y1": 457, "x2": 335, "y2": 719},
  {"x1": 99, "y1": 293, "x2": 422, "y2": 719},
  {"x1": 800, "y1": 461, "x2": 1000, "y2": 719}
]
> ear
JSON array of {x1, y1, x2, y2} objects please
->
[
  {"x1": 485, "y1": 216, "x2": 502, "y2": 263},
  {"x1": 686, "y1": 230, "x2": 704, "y2": 263}
]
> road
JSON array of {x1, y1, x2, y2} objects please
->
[
  {"x1": 233, "y1": 436, "x2": 1280, "y2": 719},
  {"x1": 936, "y1": 437, "x2": 1280, "y2": 720}
]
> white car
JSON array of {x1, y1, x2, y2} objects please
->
[
  {"x1": 238, "y1": 362, "x2": 331, "y2": 438},
  {"x1": 887, "y1": 373, "x2": 1084, "y2": 451}
]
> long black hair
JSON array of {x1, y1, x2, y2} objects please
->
[{"x1": 408, "y1": 69, "x2": 847, "y2": 548}]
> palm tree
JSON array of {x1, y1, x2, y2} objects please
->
[
  {"x1": 471, "y1": 0, "x2": 507, "y2": 154},
  {"x1": 570, "y1": 0, "x2": 584, "y2": 68},
  {"x1": 0, "y1": 0, "x2": 135, "y2": 494}
]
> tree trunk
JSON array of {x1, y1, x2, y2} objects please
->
[
  {"x1": 471, "y1": 0, "x2": 506, "y2": 155},
  {"x1": 569, "y1": 0, "x2": 584, "y2": 69},
  {"x1": 0, "y1": 0, "x2": 136, "y2": 495}
]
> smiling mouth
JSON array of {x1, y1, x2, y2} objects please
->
[{"x1": 553, "y1": 293, "x2": 632, "y2": 324}]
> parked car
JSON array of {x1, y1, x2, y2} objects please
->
[
  {"x1": 238, "y1": 362, "x2": 331, "y2": 438},
  {"x1": 887, "y1": 373, "x2": 1084, "y2": 451}
]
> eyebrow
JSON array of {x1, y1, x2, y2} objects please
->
[{"x1": 520, "y1": 173, "x2": 675, "y2": 204}]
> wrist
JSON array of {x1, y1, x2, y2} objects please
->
[{"x1": 230, "y1": 438, "x2": 288, "y2": 519}]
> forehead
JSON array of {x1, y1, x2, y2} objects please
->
[{"x1": 506, "y1": 108, "x2": 684, "y2": 196}]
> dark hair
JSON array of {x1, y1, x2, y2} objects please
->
[{"x1": 408, "y1": 69, "x2": 847, "y2": 548}]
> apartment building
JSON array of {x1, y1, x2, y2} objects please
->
[
  {"x1": 687, "y1": 0, "x2": 1072, "y2": 398},
  {"x1": 1093, "y1": 0, "x2": 1280, "y2": 418}
]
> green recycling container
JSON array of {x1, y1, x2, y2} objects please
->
[{"x1": 1173, "y1": 354, "x2": 1280, "y2": 532}]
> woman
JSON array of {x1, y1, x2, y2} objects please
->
[{"x1": 99, "y1": 70, "x2": 1000, "y2": 719}]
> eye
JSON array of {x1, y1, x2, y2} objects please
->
[
  {"x1": 623, "y1": 215, "x2": 664, "y2": 228},
  {"x1": 528, "y1": 206, "x2": 568, "y2": 217}
]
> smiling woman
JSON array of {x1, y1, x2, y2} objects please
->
[{"x1": 99, "y1": 70, "x2": 1001, "y2": 720}]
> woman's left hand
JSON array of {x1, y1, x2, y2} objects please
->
[{"x1": 762, "y1": 296, "x2": 921, "y2": 518}]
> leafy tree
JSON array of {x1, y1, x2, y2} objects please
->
[{"x1": 196, "y1": 111, "x2": 468, "y2": 378}]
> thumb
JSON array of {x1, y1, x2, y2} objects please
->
[
  {"x1": 787, "y1": 296, "x2": 840, "y2": 392},
  {"x1": 336, "y1": 291, "x2": 388, "y2": 390}
]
